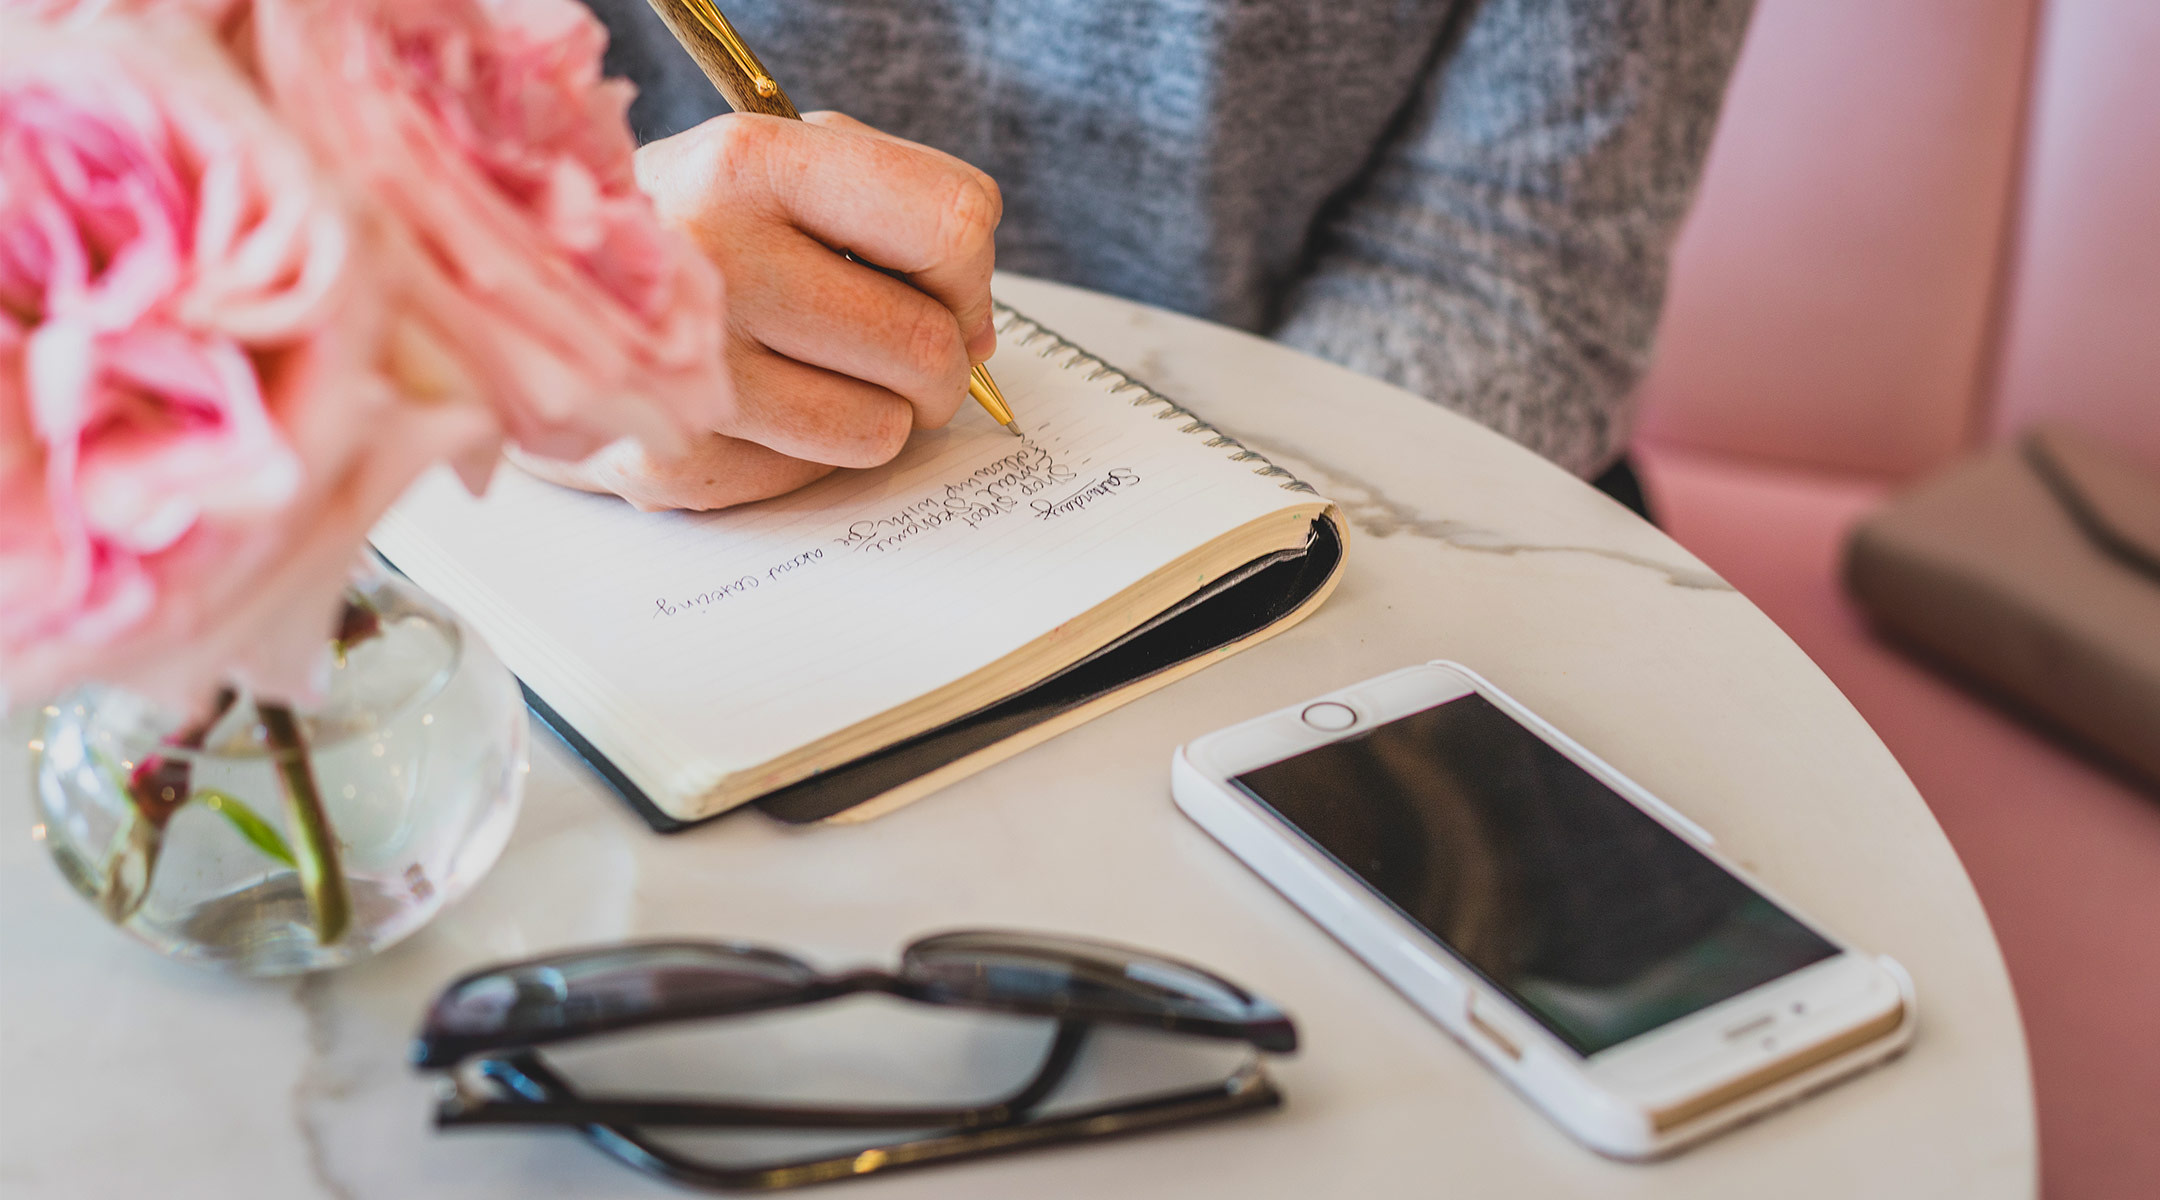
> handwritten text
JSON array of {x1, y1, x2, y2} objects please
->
[
  {"x1": 835, "y1": 442, "x2": 1077, "y2": 555},
  {"x1": 1032, "y1": 468, "x2": 1141, "y2": 521},
  {"x1": 651, "y1": 575, "x2": 759, "y2": 618}
]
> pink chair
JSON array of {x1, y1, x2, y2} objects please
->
[{"x1": 1631, "y1": 1, "x2": 2160, "y2": 1195}]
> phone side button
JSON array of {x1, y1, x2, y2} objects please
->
[{"x1": 1466, "y1": 999, "x2": 1524, "y2": 1062}]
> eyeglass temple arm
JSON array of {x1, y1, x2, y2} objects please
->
[
  {"x1": 572, "y1": 1055, "x2": 1280, "y2": 1192},
  {"x1": 470, "y1": 1037, "x2": 1281, "y2": 1193},
  {"x1": 439, "y1": 1020, "x2": 1092, "y2": 1132}
]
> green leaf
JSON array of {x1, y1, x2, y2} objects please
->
[{"x1": 196, "y1": 789, "x2": 298, "y2": 868}]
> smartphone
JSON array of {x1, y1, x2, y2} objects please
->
[{"x1": 1170, "y1": 662, "x2": 1914, "y2": 1159}]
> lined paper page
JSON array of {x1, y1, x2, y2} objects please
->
[{"x1": 372, "y1": 311, "x2": 1314, "y2": 807}]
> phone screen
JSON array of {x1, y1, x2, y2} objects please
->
[{"x1": 1232, "y1": 693, "x2": 1837, "y2": 1056}]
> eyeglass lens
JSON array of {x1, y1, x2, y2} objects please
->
[
  {"x1": 424, "y1": 943, "x2": 819, "y2": 1053},
  {"x1": 902, "y1": 931, "x2": 1295, "y2": 1050}
]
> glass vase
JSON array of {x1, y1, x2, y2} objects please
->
[{"x1": 28, "y1": 558, "x2": 527, "y2": 976}]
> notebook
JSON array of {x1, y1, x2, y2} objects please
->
[{"x1": 371, "y1": 305, "x2": 1347, "y2": 828}]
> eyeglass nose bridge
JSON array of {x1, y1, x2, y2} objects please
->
[{"x1": 824, "y1": 966, "x2": 908, "y2": 997}]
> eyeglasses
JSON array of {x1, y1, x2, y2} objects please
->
[{"x1": 411, "y1": 929, "x2": 1298, "y2": 1191}]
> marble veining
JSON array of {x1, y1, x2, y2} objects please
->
[
  {"x1": 294, "y1": 974, "x2": 361, "y2": 1200},
  {"x1": 1255, "y1": 440, "x2": 1733, "y2": 592}
]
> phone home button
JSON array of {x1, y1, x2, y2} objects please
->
[{"x1": 1301, "y1": 702, "x2": 1359, "y2": 732}]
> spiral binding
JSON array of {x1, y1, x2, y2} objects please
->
[{"x1": 994, "y1": 304, "x2": 1315, "y2": 494}]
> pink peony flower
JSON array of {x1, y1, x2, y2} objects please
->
[
  {"x1": 3, "y1": 0, "x2": 734, "y2": 711},
  {"x1": 251, "y1": 0, "x2": 732, "y2": 463},
  {"x1": 0, "y1": 0, "x2": 248, "y2": 31},
  {"x1": 0, "y1": 13, "x2": 495, "y2": 708}
]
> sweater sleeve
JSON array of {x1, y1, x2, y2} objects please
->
[{"x1": 1269, "y1": 0, "x2": 1755, "y2": 478}]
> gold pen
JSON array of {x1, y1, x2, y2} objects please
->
[{"x1": 642, "y1": 0, "x2": 1022, "y2": 437}]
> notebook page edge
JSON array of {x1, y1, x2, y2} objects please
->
[
  {"x1": 695, "y1": 499, "x2": 1331, "y2": 810},
  {"x1": 822, "y1": 506, "x2": 1348, "y2": 823}
]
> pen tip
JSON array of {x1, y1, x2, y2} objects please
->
[{"x1": 1003, "y1": 420, "x2": 1023, "y2": 438}]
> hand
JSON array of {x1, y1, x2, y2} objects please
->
[{"x1": 533, "y1": 110, "x2": 1002, "y2": 511}]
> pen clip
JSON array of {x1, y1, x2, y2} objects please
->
[{"x1": 677, "y1": 0, "x2": 782, "y2": 101}]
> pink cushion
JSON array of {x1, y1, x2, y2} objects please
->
[
  {"x1": 1639, "y1": 446, "x2": 2160, "y2": 1200},
  {"x1": 1634, "y1": 0, "x2": 2038, "y2": 479},
  {"x1": 1986, "y1": 0, "x2": 2160, "y2": 464}
]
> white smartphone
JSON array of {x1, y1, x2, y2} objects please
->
[{"x1": 1171, "y1": 662, "x2": 1915, "y2": 1159}]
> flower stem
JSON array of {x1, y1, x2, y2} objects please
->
[
  {"x1": 258, "y1": 702, "x2": 351, "y2": 945},
  {"x1": 127, "y1": 686, "x2": 238, "y2": 829}
]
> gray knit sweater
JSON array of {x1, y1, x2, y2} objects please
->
[{"x1": 585, "y1": 0, "x2": 1755, "y2": 477}]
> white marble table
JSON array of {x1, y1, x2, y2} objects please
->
[{"x1": 0, "y1": 274, "x2": 2034, "y2": 1199}]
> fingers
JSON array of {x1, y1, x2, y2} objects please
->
[
  {"x1": 620, "y1": 111, "x2": 1003, "y2": 508},
  {"x1": 728, "y1": 234, "x2": 972, "y2": 431},
  {"x1": 511, "y1": 436, "x2": 835, "y2": 514},
  {"x1": 727, "y1": 340, "x2": 917, "y2": 468},
  {"x1": 712, "y1": 113, "x2": 1002, "y2": 361}
]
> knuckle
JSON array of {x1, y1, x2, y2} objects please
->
[
  {"x1": 689, "y1": 119, "x2": 740, "y2": 175},
  {"x1": 701, "y1": 115, "x2": 790, "y2": 192},
  {"x1": 971, "y1": 168, "x2": 1003, "y2": 219},
  {"x1": 900, "y1": 302, "x2": 967, "y2": 389},
  {"x1": 935, "y1": 172, "x2": 1001, "y2": 260},
  {"x1": 860, "y1": 400, "x2": 913, "y2": 464},
  {"x1": 707, "y1": 112, "x2": 775, "y2": 159}
]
